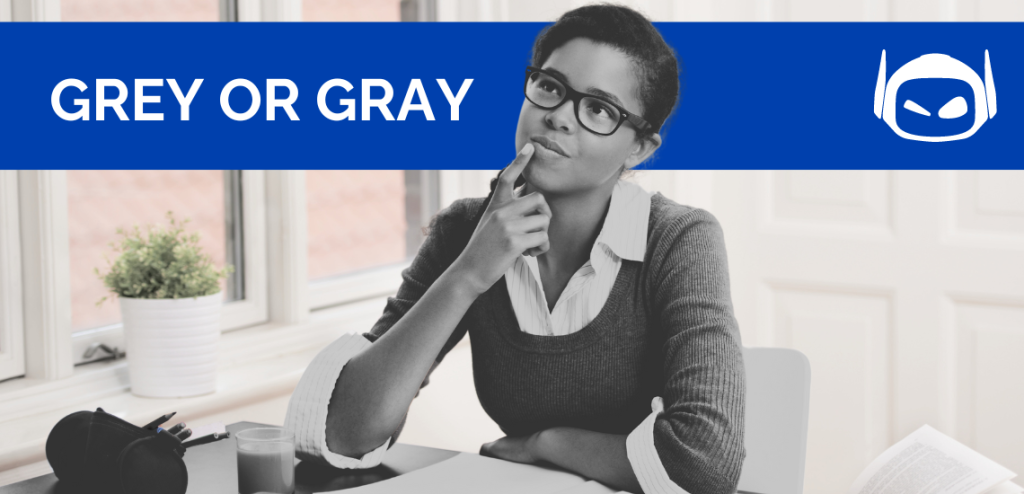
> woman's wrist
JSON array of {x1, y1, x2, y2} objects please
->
[
  {"x1": 447, "y1": 256, "x2": 492, "y2": 298},
  {"x1": 530, "y1": 428, "x2": 559, "y2": 464},
  {"x1": 529, "y1": 427, "x2": 642, "y2": 493}
]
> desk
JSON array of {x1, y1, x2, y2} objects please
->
[{"x1": 0, "y1": 422, "x2": 461, "y2": 494}]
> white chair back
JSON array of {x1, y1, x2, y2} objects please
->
[{"x1": 736, "y1": 347, "x2": 812, "y2": 494}]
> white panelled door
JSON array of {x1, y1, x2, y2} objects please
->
[{"x1": 710, "y1": 170, "x2": 1024, "y2": 494}]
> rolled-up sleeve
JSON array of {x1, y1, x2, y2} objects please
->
[
  {"x1": 628, "y1": 209, "x2": 746, "y2": 494},
  {"x1": 284, "y1": 333, "x2": 392, "y2": 468},
  {"x1": 626, "y1": 397, "x2": 690, "y2": 494}
]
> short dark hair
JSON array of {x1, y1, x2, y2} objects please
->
[{"x1": 531, "y1": 4, "x2": 682, "y2": 142}]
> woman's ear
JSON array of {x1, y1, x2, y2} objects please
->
[{"x1": 624, "y1": 134, "x2": 662, "y2": 168}]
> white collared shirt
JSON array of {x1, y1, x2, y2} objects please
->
[{"x1": 505, "y1": 179, "x2": 651, "y2": 336}]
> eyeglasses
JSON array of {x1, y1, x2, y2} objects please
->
[{"x1": 523, "y1": 66, "x2": 651, "y2": 136}]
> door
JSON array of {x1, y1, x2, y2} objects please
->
[{"x1": 711, "y1": 170, "x2": 1024, "y2": 493}]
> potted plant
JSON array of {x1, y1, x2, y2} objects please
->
[{"x1": 96, "y1": 212, "x2": 233, "y2": 398}]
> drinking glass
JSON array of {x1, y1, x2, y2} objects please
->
[{"x1": 236, "y1": 427, "x2": 295, "y2": 494}]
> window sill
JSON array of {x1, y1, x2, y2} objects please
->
[{"x1": 0, "y1": 296, "x2": 391, "y2": 474}]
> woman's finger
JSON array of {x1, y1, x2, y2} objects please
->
[
  {"x1": 507, "y1": 190, "x2": 550, "y2": 218},
  {"x1": 509, "y1": 214, "x2": 549, "y2": 234},
  {"x1": 524, "y1": 238, "x2": 550, "y2": 257},
  {"x1": 492, "y1": 143, "x2": 535, "y2": 205},
  {"x1": 518, "y1": 231, "x2": 549, "y2": 254}
]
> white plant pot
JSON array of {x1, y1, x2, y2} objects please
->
[{"x1": 120, "y1": 292, "x2": 222, "y2": 398}]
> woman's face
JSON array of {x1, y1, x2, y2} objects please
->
[{"x1": 515, "y1": 37, "x2": 661, "y2": 196}]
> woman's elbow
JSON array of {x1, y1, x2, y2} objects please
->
[
  {"x1": 325, "y1": 419, "x2": 395, "y2": 459},
  {"x1": 324, "y1": 396, "x2": 401, "y2": 458},
  {"x1": 655, "y1": 420, "x2": 745, "y2": 494}
]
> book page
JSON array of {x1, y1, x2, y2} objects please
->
[
  {"x1": 984, "y1": 481, "x2": 1023, "y2": 494},
  {"x1": 320, "y1": 452, "x2": 595, "y2": 494},
  {"x1": 849, "y1": 425, "x2": 1016, "y2": 494}
]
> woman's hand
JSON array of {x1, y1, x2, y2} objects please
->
[
  {"x1": 479, "y1": 431, "x2": 546, "y2": 465},
  {"x1": 453, "y1": 143, "x2": 551, "y2": 295},
  {"x1": 482, "y1": 428, "x2": 643, "y2": 493}
]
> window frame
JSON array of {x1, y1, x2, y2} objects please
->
[
  {"x1": 8, "y1": 0, "x2": 60, "y2": 21},
  {"x1": 309, "y1": 263, "x2": 409, "y2": 311},
  {"x1": 18, "y1": 170, "x2": 74, "y2": 380},
  {"x1": 0, "y1": 171, "x2": 25, "y2": 382}
]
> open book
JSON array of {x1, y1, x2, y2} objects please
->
[
  {"x1": 320, "y1": 451, "x2": 626, "y2": 494},
  {"x1": 849, "y1": 425, "x2": 1020, "y2": 494}
]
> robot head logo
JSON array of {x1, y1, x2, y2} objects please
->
[{"x1": 873, "y1": 50, "x2": 997, "y2": 142}]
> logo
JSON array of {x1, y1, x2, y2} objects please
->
[{"x1": 873, "y1": 50, "x2": 997, "y2": 142}]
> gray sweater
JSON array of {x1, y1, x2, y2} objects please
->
[{"x1": 364, "y1": 193, "x2": 746, "y2": 494}]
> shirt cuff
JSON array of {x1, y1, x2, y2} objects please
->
[
  {"x1": 625, "y1": 396, "x2": 691, "y2": 494},
  {"x1": 284, "y1": 333, "x2": 392, "y2": 469}
]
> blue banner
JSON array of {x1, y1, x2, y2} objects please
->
[{"x1": 1, "y1": 22, "x2": 1021, "y2": 169}]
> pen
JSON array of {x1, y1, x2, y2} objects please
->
[
  {"x1": 154, "y1": 428, "x2": 187, "y2": 457},
  {"x1": 142, "y1": 411, "x2": 177, "y2": 430},
  {"x1": 183, "y1": 432, "x2": 231, "y2": 449},
  {"x1": 175, "y1": 428, "x2": 192, "y2": 441},
  {"x1": 157, "y1": 428, "x2": 182, "y2": 444}
]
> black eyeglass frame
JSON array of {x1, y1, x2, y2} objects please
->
[{"x1": 524, "y1": 66, "x2": 652, "y2": 136}]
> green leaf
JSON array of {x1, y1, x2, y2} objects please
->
[{"x1": 95, "y1": 212, "x2": 234, "y2": 303}]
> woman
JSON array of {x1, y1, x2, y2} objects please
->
[{"x1": 285, "y1": 5, "x2": 745, "y2": 494}]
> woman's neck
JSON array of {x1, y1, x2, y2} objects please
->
[{"x1": 522, "y1": 178, "x2": 617, "y2": 275}]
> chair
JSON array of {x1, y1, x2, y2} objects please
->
[{"x1": 736, "y1": 347, "x2": 812, "y2": 494}]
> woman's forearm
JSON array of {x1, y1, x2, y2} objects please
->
[
  {"x1": 325, "y1": 148, "x2": 546, "y2": 458},
  {"x1": 325, "y1": 262, "x2": 481, "y2": 457},
  {"x1": 536, "y1": 427, "x2": 643, "y2": 493}
]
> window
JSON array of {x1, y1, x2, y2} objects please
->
[
  {"x1": 303, "y1": 0, "x2": 440, "y2": 310},
  {"x1": 303, "y1": 0, "x2": 401, "y2": 22},
  {"x1": 308, "y1": 170, "x2": 407, "y2": 280},
  {"x1": 69, "y1": 171, "x2": 268, "y2": 365},
  {"x1": 49, "y1": 1, "x2": 268, "y2": 366},
  {"x1": 67, "y1": 170, "x2": 231, "y2": 333},
  {"x1": 0, "y1": 0, "x2": 439, "y2": 383},
  {"x1": 306, "y1": 170, "x2": 440, "y2": 309},
  {"x1": 61, "y1": 0, "x2": 220, "y2": 21}
]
